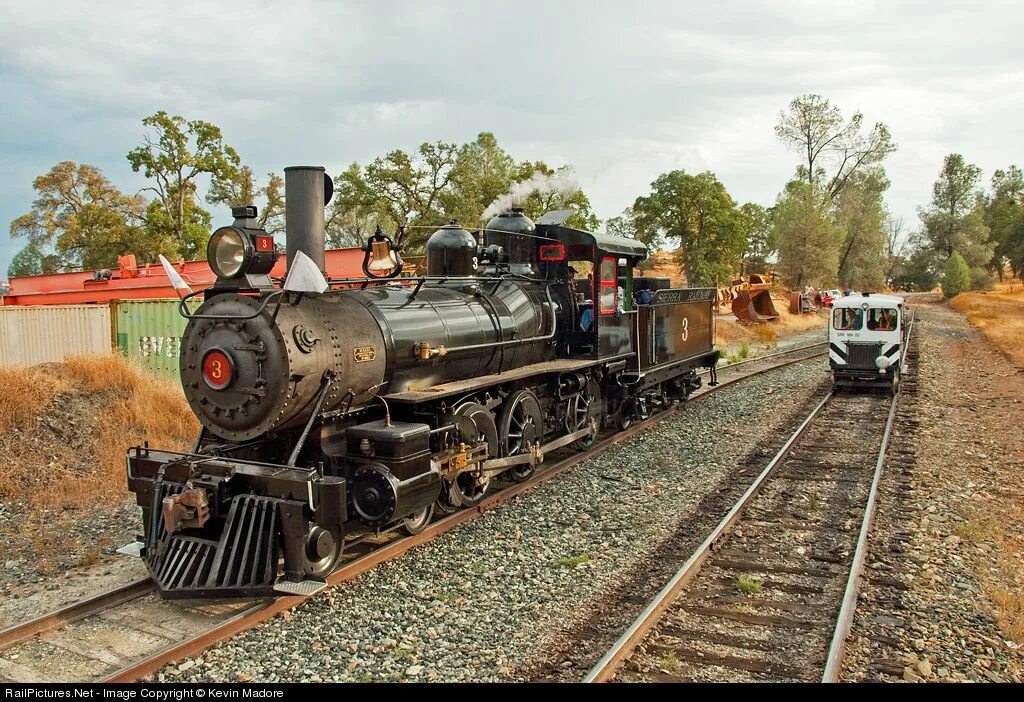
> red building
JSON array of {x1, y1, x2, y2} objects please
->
[{"x1": 1, "y1": 249, "x2": 372, "y2": 306}]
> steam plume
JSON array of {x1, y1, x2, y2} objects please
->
[{"x1": 481, "y1": 169, "x2": 580, "y2": 221}]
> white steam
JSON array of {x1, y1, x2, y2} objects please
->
[{"x1": 481, "y1": 170, "x2": 580, "y2": 221}]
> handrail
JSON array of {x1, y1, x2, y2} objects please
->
[{"x1": 176, "y1": 288, "x2": 285, "y2": 321}]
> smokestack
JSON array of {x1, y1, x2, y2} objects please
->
[{"x1": 284, "y1": 166, "x2": 328, "y2": 272}]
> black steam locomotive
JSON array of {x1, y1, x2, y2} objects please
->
[{"x1": 127, "y1": 166, "x2": 719, "y2": 598}]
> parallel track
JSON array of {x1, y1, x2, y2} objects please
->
[
  {"x1": 0, "y1": 340, "x2": 827, "y2": 683},
  {"x1": 585, "y1": 327, "x2": 912, "y2": 682}
]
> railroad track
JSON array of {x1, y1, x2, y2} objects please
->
[
  {"x1": 0, "y1": 340, "x2": 827, "y2": 683},
  {"x1": 584, "y1": 328, "x2": 913, "y2": 683}
]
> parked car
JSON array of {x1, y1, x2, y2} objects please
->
[{"x1": 820, "y1": 289, "x2": 842, "y2": 307}]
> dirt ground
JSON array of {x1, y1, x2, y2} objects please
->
[{"x1": 843, "y1": 293, "x2": 1024, "y2": 682}]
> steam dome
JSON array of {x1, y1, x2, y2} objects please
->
[
  {"x1": 484, "y1": 208, "x2": 536, "y2": 275},
  {"x1": 425, "y1": 222, "x2": 478, "y2": 277}
]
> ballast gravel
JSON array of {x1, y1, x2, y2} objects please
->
[
  {"x1": 157, "y1": 353, "x2": 828, "y2": 683},
  {"x1": 840, "y1": 297, "x2": 1024, "y2": 682}
]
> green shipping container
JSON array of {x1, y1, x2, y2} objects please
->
[{"x1": 114, "y1": 299, "x2": 201, "y2": 382}]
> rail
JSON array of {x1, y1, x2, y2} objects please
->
[{"x1": 583, "y1": 319, "x2": 912, "y2": 683}]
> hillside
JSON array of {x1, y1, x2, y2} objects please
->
[{"x1": 0, "y1": 356, "x2": 197, "y2": 584}]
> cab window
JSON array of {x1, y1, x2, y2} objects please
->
[
  {"x1": 833, "y1": 307, "x2": 863, "y2": 330},
  {"x1": 599, "y1": 257, "x2": 616, "y2": 315},
  {"x1": 866, "y1": 307, "x2": 899, "y2": 331}
]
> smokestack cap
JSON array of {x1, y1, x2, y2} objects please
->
[{"x1": 284, "y1": 166, "x2": 334, "y2": 205}]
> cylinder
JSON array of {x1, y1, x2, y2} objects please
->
[
  {"x1": 350, "y1": 464, "x2": 441, "y2": 527},
  {"x1": 284, "y1": 166, "x2": 327, "y2": 272}
]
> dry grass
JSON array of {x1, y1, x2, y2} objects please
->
[
  {"x1": 0, "y1": 354, "x2": 197, "y2": 511},
  {"x1": 0, "y1": 355, "x2": 197, "y2": 574},
  {"x1": 717, "y1": 295, "x2": 826, "y2": 350},
  {"x1": 991, "y1": 587, "x2": 1024, "y2": 644},
  {"x1": 0, "y1": 365, "x2": 72, "y2": 434},
  {"x1": 950, "y1": 287, "x2": 1024, "y2": 368}
]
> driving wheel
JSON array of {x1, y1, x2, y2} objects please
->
[
  {"x1": 437, "y1": 401, "x2": 497, "y2": 512},
  {"x1": 566, "y1": 381, "x2": 602, "y2": 449},
  {"x1": 498, "y1": 390, "x2": 544, "y2": 482}
]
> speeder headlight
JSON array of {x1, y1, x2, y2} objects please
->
[{"x1": 875, "y1": 355, "x2": 892, "y2": 371}]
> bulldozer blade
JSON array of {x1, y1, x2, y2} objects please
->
[{"x1": 732, "y1": 289, "x2": 779, "y2": 324}]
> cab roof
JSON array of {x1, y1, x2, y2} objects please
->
[
  {"x1": 535, "y1": 223, "x2": 648, "y2": 261},
  {"x1": 832, "y1": 292, "x2": 905, "y2": 309}
]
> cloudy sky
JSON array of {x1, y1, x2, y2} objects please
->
[{"x1": 1, "y1": 0, "x2": 1021, "y2": 276}]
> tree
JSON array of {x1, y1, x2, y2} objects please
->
[
  {"x1": 509, "y1": 163, "x2": 599, "y2": 232},
  {"x1": 141, "y1": 198, "x2": 210, "y2": 261},
  {"x1": 332, "y1": 141, "x2": 460, "y2": 250},
  {"x1": 9, "y1": 161, "x2": 153, "y2": 270},
  {"x1": 632, "y1": 170, "x2": 747, "y2": 287},
  {"x1": 127, "y1": 111, "x2": 240, "y2": 258},
  {"x1": 775, "y1": 94, "x2": 896, "y2": 203},
  {"x1": 738, "y1": 202, "x2": 774, "y2": 274},
  {"x1": 921, "y1": 153, "x2": 982, "y2": 257},
  {"x1": 444, "y1": 132, "x2": 517, "y2": 225},
  {"x1": 773, "y1": 182, "x2": 841, "y2": 289},
  {"x1": 884, "y1": 216, "x2": 909, "y2": 286},
  {"x1": 208, "y1": 167, "x2": 285, "y2": 234},
  {"x1": 834, "y1": 170, "x2": 888, "y2": 290},
  {"x1": 329, "y1": 133, "x2": 600, "y2": 251},
  {"x1": 325, "y1": 163, "x2": 386, "y2": 249},
  {"x1": 919, "y1": 154, "x2": 994, "y2": 288},
  {"x1": 984, "y1": 165, "x2": 1023, "y2": 276},
  {"x1": 7, "y1": 243, "x2": 61, "y2": 277},
  {"x1": 890, "y1": 231, "x2": 940, "y2": 292},
  {"x1": 896, "y1": 249, "x2": 939, "y2": 291},
  {"x1": 941, "y1": 251, "x2": 970, "y2": 298},
  {"x1": 606, "y1": 207, "x2": 656, "y2": 246},
  {"x1": 1005, "y1": 219, "x2": 1024, "y2": 277}
]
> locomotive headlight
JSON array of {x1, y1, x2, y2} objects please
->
[
  {"x1": 208, "y1": 227, "x2": 249, "y2": 279},
  {"x1": 207, "y1": 225, "x2": 277, "y2": 281}
]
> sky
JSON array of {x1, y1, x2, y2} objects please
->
[{"x1": 1, "y1": 0, "x2": 1022, "y2": 277}]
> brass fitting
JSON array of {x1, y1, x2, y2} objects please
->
[{"x1": 415, "y1": 342, "x2": 448, "y2": 360}]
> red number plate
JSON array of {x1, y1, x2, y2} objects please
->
[{"x1": 202, "y1": 349, "x2": 233, "y2": 390}]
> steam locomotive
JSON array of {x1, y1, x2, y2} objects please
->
[{"x1": 127, "y1": 166, "x2": 720, "y2": 598}]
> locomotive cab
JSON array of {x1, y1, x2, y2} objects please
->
[{"x1": 533, "y1": 214, "x2": 647, "y2": 360}]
